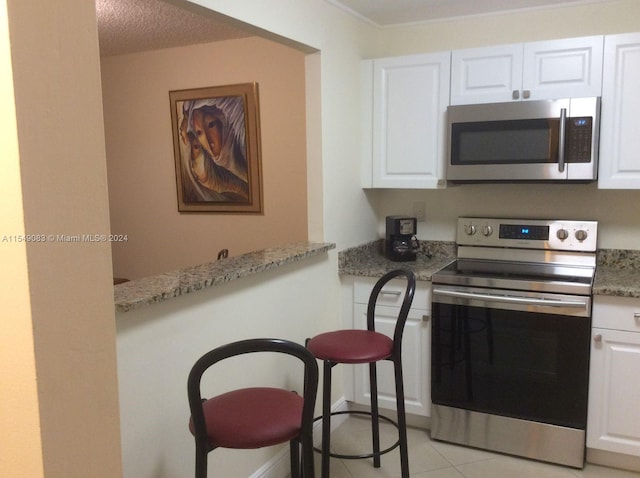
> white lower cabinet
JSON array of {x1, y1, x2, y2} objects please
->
[
  {"x1": 343, "y1": 276, "x2": 431, "y2": 417},
  {"x1": 587, "y1": 296, "x2": 640, "y2": 458}
]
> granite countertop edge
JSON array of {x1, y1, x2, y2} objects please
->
[{"x1": 114, "y1": 241, "x2": 335, "y2": 313}]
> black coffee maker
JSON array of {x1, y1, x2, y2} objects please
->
[{"x1": 385, "y1": 216, "x2": 419, "y2": 262}]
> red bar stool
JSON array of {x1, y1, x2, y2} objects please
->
[
  {"x1": 187, "y1": 338, "x2": 319, "y2": 478},
  {"x1": 307, "y1": 269, "x2": 416, "y2": 478}
]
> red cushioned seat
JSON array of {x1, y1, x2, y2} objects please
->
[
  {"x1": 187, "y1": 338, "x2": 319, "y2": 478},
  {"x1": 189, "y1": 387, "x2": 303, "y2": 448},
  {"x1": 307, "y1": 330, "x2": 393, "y2": 363}
]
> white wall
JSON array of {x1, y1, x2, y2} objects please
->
[
  {"x1": 116, "y1": 252, "x2": 340, "y2": 478},
  {"x1": 374, "y1": 185, "x2": 640, "y2": 249}
]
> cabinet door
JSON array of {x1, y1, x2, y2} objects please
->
[
  {"x1": 450, "y1": 43, "x2": 523, "y2": 105},
  {"x1": 370, "y1": 52, "x2": 450, "y2": 188},
  {"x1": 451, "y1": 36, "x2": 603, "y2": 105},
  {"x1": 353, "y1": 303, "x2": 430, "y2": 416},
  {"x1": 587, "y1": 327, "x2": 640, "y2": 456},
  {"x1": 598, "y1": 32, "x2": 640, "y2": 189},
  {"x1": 522, "y1": 36, "x2": 603, "y2": 101}
]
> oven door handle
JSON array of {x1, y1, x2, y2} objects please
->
[{"x1": 432, "y1": 288, "x2": 588, "y2": 309}]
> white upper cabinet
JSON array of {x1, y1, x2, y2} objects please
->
[
  {"x1": 451, "y1": 36, "x2": 603, "y2": 105},
  {"x1": 362, "y1": 52, "x2": 450, "y2": 189},
  {"x1": 598, "y1": 32, "x2": 640, "y2": 189},
  {"x1": 451, "y1": 43, "x2": 522, "y2": 105}
]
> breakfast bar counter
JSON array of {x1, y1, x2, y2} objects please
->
[{"x1": 114, "y1": 241, "x2": 335, "y2": 313}]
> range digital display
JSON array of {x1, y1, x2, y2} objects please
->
[{"x1": 499, "y1": 224, "x2": 549, "y2": 240}]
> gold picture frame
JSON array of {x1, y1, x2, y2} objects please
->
[{"x1": 169, "y1": 83, "x2": 263, "y2": 213}]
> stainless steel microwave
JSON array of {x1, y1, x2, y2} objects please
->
[{"x1": 446, "y1": 97, "x2": 600, "y2": 182}]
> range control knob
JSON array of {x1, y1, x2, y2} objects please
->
[
  {"x1": 575, "y1": 229, "x2": 588, "y2": 242},
  {"x1": 556, "y1": 228, "x2": 569, "y2": 241},
  {"x1": 464, "y1": 224, "x2": 477, "y2": 236},
  {"x1": 482, "y1": 225, "x2": 493, "y2": 237}
]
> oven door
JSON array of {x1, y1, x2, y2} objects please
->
[{"x1": 431, "y1": 284, "x2": 591, "y2": 429}]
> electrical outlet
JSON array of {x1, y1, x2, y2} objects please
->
[{"x1": 413, "y1": 201, "x2": 426, "y2": 222}]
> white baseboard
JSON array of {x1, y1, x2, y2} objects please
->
[
  {"x1": 250, "y1": 397, "x2": 349, "y2": 478},
  {"x1": 586, "y1": 447, "x2": 640, "y2": 473}
]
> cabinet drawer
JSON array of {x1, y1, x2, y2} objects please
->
[
  {"x1": 354, "y1": 277, "x2": 429, "y2": 310},
  {"x1": 593, "y1": 296, "x2": 640, "y2": 332}
]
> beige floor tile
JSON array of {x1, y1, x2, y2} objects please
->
[
  {"x1": 576, "y1": 463, "x2": 640, "y2": 477},
  {"x1": 455, "y1": 455, "x2": 580, "y2": 478},
  {"x1": 311, "y1": 416, "x2": 639, "y2": 478},
  {"x1": 412, "y1": 468, "x2": 466, "y2": 478},
  {"x1": 311, "y1": 453, "x2": 352, "y2": 478}
]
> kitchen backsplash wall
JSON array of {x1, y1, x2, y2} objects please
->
[{"x1": 371, "y1": 183, "x2": 640, "y2": 250}]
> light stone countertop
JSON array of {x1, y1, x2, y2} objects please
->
[
  {"x1": 594, "y1": 249, "x2": 640, "y2": 299},
  {"x1": 340, "y1": 242, "x2": 640, "y2": 299},
  {"x1": 114, "y1": 241, "x2": 335, "y2": 313},
  {"x1": 338, "y1": 240, "x2": 456, "y2": 282}
]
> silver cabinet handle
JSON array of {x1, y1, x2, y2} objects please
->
[
  {"x1": 380, "y1": 290, "x2": 401, "y2": 296},
  {"x1": 634, "y1": 313, "x2": 640, "y2": 320},
  {"x1": 512, "y1": 90, "x2": 520, "y2": 100},
  {"x1": 422, "y1": 314, "x2": 430, "y2": 322},
  {"x1": 523, "y1": 89, "x2": 531, "y2": 99},
  {"x1": 594, "y1": 334, "x2": 602, "y2": 343}
]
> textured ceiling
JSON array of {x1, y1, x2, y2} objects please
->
[
  {"x1": 96, "y1": 0, "x2": 252, "y2": 57},
  {"x1": 96, "y1": 0, "x2": 615, "y2": 57}
]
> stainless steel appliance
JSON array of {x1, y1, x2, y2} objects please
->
[
  {"x1": 447, "y1": 97, "x2": 600, "y2": 182},
  {"x1": 385, "y1": 216, "x2": 419, "y2": 262},
  {"x1": 430, "y1": 217, "x2": 597, "y2": 468}
]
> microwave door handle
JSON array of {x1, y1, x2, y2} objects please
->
[{"x1": 558, "y1": 108, "x2": 567, "y2": 173}]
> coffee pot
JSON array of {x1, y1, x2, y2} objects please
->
[{"x1": 385, "y1": 216, "x2": 419, "y2": 262}]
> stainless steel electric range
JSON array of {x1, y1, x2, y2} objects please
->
[{"x1": 430, "y1": 217, "x2": 598, "y2": 469}]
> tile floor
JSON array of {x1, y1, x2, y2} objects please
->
[{"x1": 313, "y1": 415, "x2": 640, "y2": 478}]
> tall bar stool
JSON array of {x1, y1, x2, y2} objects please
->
[
  {"x1": 307, "y1": 269, "x2": 416, "y2": 478},
  {"x1": 187, "y1": 338, "x2": 319, "y2": 478}
]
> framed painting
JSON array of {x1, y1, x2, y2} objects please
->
[{"x1": 169, "y1": 83, "x2": 263, "y2": 213}]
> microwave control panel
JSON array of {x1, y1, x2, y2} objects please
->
[{"x1": 566, "y1": 117, "x2": 593, "y2": 163}]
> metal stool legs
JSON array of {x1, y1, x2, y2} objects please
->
[
  {"x1": 317, "y1": 358, "x2": 410, "y2": 478},
  {"x1": 320, "y1": 361, "x2": 333, "y2": 478},
  {"x1": 394, "y1": 358, "x2": 410, "y2": 477}
]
